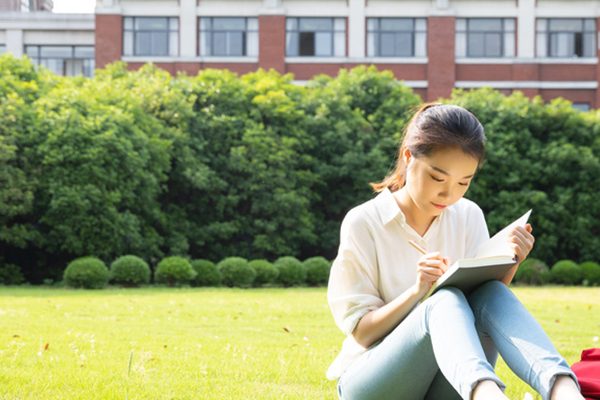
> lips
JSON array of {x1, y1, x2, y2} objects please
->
[{"x1": 432, "y1": 203, "x2": 447, "y2": 210}]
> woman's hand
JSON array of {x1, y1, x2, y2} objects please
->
[
  {"x1": 509, "y1": 223, "x2": 535, "y2": 263},
  {"x1": 415, "y1": 252, "x2": 451, "y2": 297}
]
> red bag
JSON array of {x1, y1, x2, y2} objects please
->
[{"x1": 572, "y1": 348, "x2": 600, "y2": 400}]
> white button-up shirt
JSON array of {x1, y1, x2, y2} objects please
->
[{"x1": 326, "y1": 188, "x2": 490, "y2": 379}]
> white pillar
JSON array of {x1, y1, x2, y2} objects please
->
[
  {"x1": 348, "y1": 0, "x2": 365, "y2": 58},
  {"x1": 6, "y1": 29, "x2": 23, "y2": 58},
  {"x1": 517, "y1": 0, "x2": 535, "y2": 59},
  {"x1": 180, "y1": 0, "x2": 197, "y2": 57}
]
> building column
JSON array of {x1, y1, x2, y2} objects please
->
[
  {"x1": 95, "y1": 14, "x2": 123, "y2": 69},
  {"x1": 427, "y1": 16, "x2": 455, "y2": 101},
  {"x1": 258, "y1": 0, "x2": 286, "y2": 73},
  {"x1": 6, "y1": 29, "x2": 23, "y2": 57},
  {"x1": 517, "y1": 0, "x2": 535, "y2": 59},
  {"x1": 348, "y1": 0, "x2": 365, "y2": 58},
  {"x1": 179, "y1": 0, "x2": 197, "y2": 58}
]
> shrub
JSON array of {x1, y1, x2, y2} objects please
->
[
  {"x1": 581, "y1": 261, "x2": 600, "y2": 286},
  {"x1": 514, "y1": 258, "x2": 551, "y2": 286},
  {"x1": 217, "y1": 257, "x2": 255, "y2": 288},
  {"x1": 249, "y1": 259, "x2": 278, "y2": 286},
  {"x1": 274, "y1": 256, "x2": 306, "y2": 287},
  {"x1": 551, "y1": 260, "x2": 583, "y2": 285},
  {"x1": 109, "y1": 255, "x2": 151, "y2": 286},
  {"x1": 0, "y1": 263, "x2": 25, "y2": 285},
  {"x1": 63, "y1": 257, "x2": 110, "y2": 289},
  {"x1": 192, "y1": 259, "x2": 221, "y2": 286},
  {"x1": 304, "y1": 257, "x2": 331, "y2": 286},
  {"x1": 154, "y1": 256, "x2": 196, "y2": 286}
]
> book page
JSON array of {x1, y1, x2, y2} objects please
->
[{"x1": 475, "y1": 210, "x2": 532, "y2": 259}]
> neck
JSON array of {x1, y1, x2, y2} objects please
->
[{"x1": 393, "y1": 188, "x2": 436, "y2": 237}]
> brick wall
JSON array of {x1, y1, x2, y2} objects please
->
[
  {"x1": 427, "y1": 17, "x2": 456, "y2": 102},
  {"x1": 259, "y1": 15, "x2": 285, "y2": 74},
  {"x1": 95, "y1": 15, "x2": 123, "y2": 70}
]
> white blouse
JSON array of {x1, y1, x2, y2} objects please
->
[{"x1": 326, "y1": 188, "x2": 490, "y2": 380}]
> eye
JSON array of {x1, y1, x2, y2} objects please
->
[
  {"x1": 459, "y1": 182, "x2": 470, "y2": 187},
  {"x1": 430, "y1": 175, "x2": 443, "y2": 182}
]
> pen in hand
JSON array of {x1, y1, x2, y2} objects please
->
[{"x1": 409, "y1": 240, "x2": 427, "y2": 255}]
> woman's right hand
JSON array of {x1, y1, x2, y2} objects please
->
[{"x1": 415, "y1": 252, "x2": 451, "y2": 297}]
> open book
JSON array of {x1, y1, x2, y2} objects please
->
[{"x1": 427, "y1": 209, "x2": 532, "y2": 297}]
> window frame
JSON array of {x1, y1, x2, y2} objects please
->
[
  {"x1": 456, "y1": 18, "x2": 515, "y2": 58},
  {"x1": 123, "y1": 16, "x2": 179, "y2": 57},
  {"x1": 198, "y1": 17, "x2": 258, "y2": 57},
  {"x1": 536, "y1": 18, "x2": 596, "y2": 58},
  {"x1": 285, "y1": 17, "x2": 346, "y2": 57},
  {"x1": 24, "y1": 45, "x2": 95, "y2": 77},
  {"x1": 366, "y1": 18, "x2": 427, "y2": 58}
]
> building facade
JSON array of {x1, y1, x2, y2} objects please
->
[{"x1": 1, "y1": 0, "x2": 600, "y2": 110}]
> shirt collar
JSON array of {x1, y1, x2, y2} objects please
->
[{"x1": 374, "y1": 188, "x2": 406, "y2": 226}]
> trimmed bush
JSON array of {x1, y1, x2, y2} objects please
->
[
  {"x1": 514, "y1": 258, "x2": 551, "y2": 286},
  {"x1": 110, "y1": 255, "x2": 151, "y2": 287},
  {"x1": 192, "y1": 259, "x2": 221, "y2": 287},
  {"x1": 63, "y1": 257, "x2": 110, "y2": 289},
  {"x1": 581, "y1": 261, "x2": 600, "y2": 286},
  {"x1": 249, "y1": 259, "x2": 278, "y2": 286},
  {"x1": 274, "y1": 256, "x2": 306, "y2": 287},
  {"x1": 217, "y1": 257, "x2": 255, "y2": 288},
  {"x1": 0, "y1": 263, "x2": 25, "y2": 285},
  {"x1": 551, "y1": 260, "x2": 583, "y2": 285},
  {"x1": 304, "y1": 257, "x2": 331, "y2": 286},
  {"x1": 155, "y1": 256, "x2": 196, "y2": 286}
]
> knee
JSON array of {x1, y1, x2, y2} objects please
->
[
  {"x1": 468, "y1": 280, "x2": 515, "y2": 309},
  {"x1": 430, "y1": 286, "x2": 468, "y2": 308}
]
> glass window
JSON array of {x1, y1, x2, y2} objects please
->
[
  {"x1": 572, "y1": 103, "x2": 591, "y2": 112},
  {"x1": 123, "y1": 16, "x2": 179, "y2": 57},
  {"x1": 0, "y1": 45, "x2": 6, "y2": 54},
  {"x1": 367, "y1": 18, "x2": 427, "y2": 57},
  {"x1": 286, "y1": 17, "x2": 346, "y2": 57},
  {"x1": 199, "y1": 17, "x2": 258, "y2": 57},
  {"x1": 24, "y1": 45, "x2": 95, "y2": 77},
  {"x1": 537, "y1": 18, "x2": 596, "y2": 58},
  {"x1": 456, "y1": 18, "x2": 515, "y2": 58}
]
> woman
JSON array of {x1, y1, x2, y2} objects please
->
[{"x1": 327, "y1": 103, "x2": 583, "y2": 400}]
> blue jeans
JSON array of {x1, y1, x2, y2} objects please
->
[{"x1": 338, "y1": 281, "x2": 578, "y2": 400}]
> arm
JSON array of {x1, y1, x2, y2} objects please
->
[
  {"x1": 353, "y1": 252, "x2": 450, "y2": 348},
  {"x1": 500, "y1": 223, "x2": 535, "y2": 286}
]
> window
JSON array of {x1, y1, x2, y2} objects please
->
[
  {"x1": 199, "y1": 17, "x2": 258, "y2": 57},
  {"x1": 25, "y1": 46, "x2": 95, "y2": 77},
  {"x1": 123, "y1": 17, "x2": 179, "y2": 57},
  {"x1": 286, "y1": 18, "x2": 346, "y2": 57},
  {"x1": 456, "y1": 18, "x2": 515, "y2": 58},
  {"x1": 572, "y1": 103, "x2": 591, "y2": 112},
  {"x1": 367, "y1": 18, "x2": 427, "y2": 57},
  {"x1": 536, "y1": 19, "x2": 596, "y2": 58},
  {"x1": 0, "y1": 45, "x2": 6, "y2": 54}
]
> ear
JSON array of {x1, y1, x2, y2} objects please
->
[{"x1": 402, "y1": 147, "x2": 412, "y2": 165}]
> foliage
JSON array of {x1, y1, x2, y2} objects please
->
[
  {"x1": 154, "y1": 256, "x2": 196, "y2": 287},
  {"x1": 249, "y1": 259, "x2": 278, "y2": 286},
  {"x1": 303, "y1": 256, "x2": 331, "y2": 286},
  {"x1": 63, "y1": 257, "x2": 110, "y2": 289},
  {"x1": 109, "y1": 255, "x2": 151, "y2": 286},
  {"x1": 0, "y1": 263, "x2": 25, "y2": 285},
  {"x1": 580, "y1": 261, "x2": 600, "y2": 286},
  {"x1": 274, "y1": 256, "x2": 306, "y2": 287},
  {"x1": 191, "y1": 259, "x2": 221, "y2": 287},
  {"x1": 514, "y1": 258, "x2": 551, "y2": 286},
  {"x1": 217, "y1": 257, "x2": 255, "y2": 288},
  {"x1": 550, "y1": 260, "x2": 583, "y2": 285}
]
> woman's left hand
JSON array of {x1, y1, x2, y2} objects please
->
[{"x1": 509, "y1": 223, "x2": 535, "y2": 263}]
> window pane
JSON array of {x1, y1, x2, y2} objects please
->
[
  {"x1": 286, "y1": 18, "x2": 298, "y2": 31},
  {"x1": 299, "y1": 32, "x2": 315, "y2": 55},
  {"x1": 584, "y1": 19, "x2": 596, "y2": 32},
  {"x1": 468, "y1": 33, "x2": 485, "y2": 56},
  {"x1": 334, "y1": 31, "x2": 345, "y2": 56},
  {"x1": 484, "y1": 33, "x2": 502, "y2": 57},
  {"x1": 537, "y1": 18, "x2": 547, "y2": 31},
  {"x1": 549, "y1": 19, "x2": 582, "y2": 32},
  {"x1": 213, "y1": 32, "x2": 226, "y2": 56},
  {"x1": 536, "y1": 32, "x2": 547, "y2": 57},
  {"x1": 469, "y1": 19, "x2": 502, "y2": 31},
  {"x1": 504, "y1": 32, "x2": 515, "y2": 57},
  {"x1": 415, "y1": 32, "x2": 427, "y2": 57},
  {"x1": 583, "y1": 32, "x2": 595, "y2": 57},
  {"x1": 367, "y1": 18, "x2": 378, "y2": 31},
  {"x1": 380, "y1": 18, "x2": 413, "y2": 31},
  {"x1": 41, "y1": 46, "x2": 72, "y2": 58},
  {"x1": 169, "y1": 31, "x2": 178, "y2": 56},
  {"x1": 214, "y1": 17, "x2": 245, "y2": 31},
  {"x1": 74, "y1": 46, "x2": 94, "y2": 58},
  {"x1": 83, "y1": 59, "x2": 94, "y2": 77},
  {"x1": 395, "y1": 32, "x2": 412, "y2": 56},
  {"x1": 300, "y1": 18, "x2": 332, "y2": 31},
  {"x1": 248, "y1": 18, "x2": 258, "y2": 31},
  {"x1": 572, "y1": 103, "x2": 590, "y2": 112},
  {"x1": 152, "y1": 32, "x2": 168, "y2": 56},
  {"x1": 247, "y1": 31, "x2": 258, "y2": 56},
  {"x1": 367, "y1": 32, "x2": 376, "y2": 56},
  {"x1": 550, "y1": 32, "x2": 574, "y2": 57},
  {"x1": 200, "y1": 17, "x2": 210, "y2": 30},
  {"x1": 65, "y1": 59, "x2": 81, "y2": 76},
  {"x1": 136, "y1": 32, "x2": 152, "y2": 55},
  {"x1": 0, "y1": 45, "x2": 6, "y2": 54},
  {"x1": 201, "y1": 32, "x2": 211, "y2": 56},
  {"x1": 231, "y1": 32, "x2": 244, "y2": 55},
  {"x1": 123, "y1": 31, "x2": 134, "y2": 55},
  {"x1": 42, "y1": 59, "x2": 64, "y2": 75},
  {"x1": 504, "y1": 18, "x2": 515, "y2": 31},
  {"x1": 25, "y1": 45, "x2": 39, "y2": 58},
  {"x1": 315, "y1": 32, "x2": 332, "y2": 56},
  {"x1": 416, "y1": 18, "x2": 427, "y2": 31},
  {"x1": 136, "y1": 17, "x2": 168, "y2": 31},
  {"x1": 286, "y1": 32, "x2": 299, "y2": 56},
  {"x1": 455, "y1": 32, "x2": 466, "y2": 57},
  {"x1": 380, "y1": 32, "x2": 395, "y2": 56},
  {"x1": 169, "y1": 17, "x2": 178, "y2": 31},
  {"x1": 124, "y1": 17, "x2": 133, "y2": 30},
  {"x1": 334, "y1": 18, "x2": 345, "y2": 31},
  {"x1": 456, "y1": 18, "x2": 466, "y2": 31}
]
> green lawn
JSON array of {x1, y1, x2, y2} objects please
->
[{"x1": 0, "y1": 286, "x2": 597, "y2": 399}]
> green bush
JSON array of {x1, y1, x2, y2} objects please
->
[
  {"x1": 192, "y1": 259, "x2": 221, "y2": 286},
  {"x1": 551, "y1": 260, "x2": 583, "y2": 285},
  {"x1": 217, "y1": 257, "x2": 255, "y2": 288},
  {"x1": 274, "y1": 256, "x2": 306, "y2": 287},
  {"x1": 249, "y1": 259, "x2": 278, "y2": 286},
  {"x1": 304, "y1": 257, "x2": 331, "y2": 286},
  {"x1": 109, "y1": 255, "x2": 151, "y2": 286},
  {"x1": 581, "y1": 261, "x2": 600, "y2": 286},
  {"x1": 154, "y1": 256, "x2": 196, "y2": 286},
  {"x1": 0, "y1": 263, "x2": 25, "y2": 285},
  {"x1": 63, "y1": 257, "x2": 110, "y2": 289},
  {"x1": 514, "y1": 258, "x2": 551, "y2": 286}
]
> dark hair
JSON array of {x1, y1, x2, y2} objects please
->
[{"x1": 371, "y1": 103, "x2": 486, "y2": 193}]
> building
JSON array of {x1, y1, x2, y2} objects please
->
[{"x1": 1, "y1": 0, "x2": 600, "y2": 110}]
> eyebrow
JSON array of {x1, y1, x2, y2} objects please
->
[{"x1": 430, "y1": 165, "x2": 475, "y2": 179}]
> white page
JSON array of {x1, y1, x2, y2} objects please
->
[{"x1": 475, "y1": 210, "x2": 532, "y2": 259}]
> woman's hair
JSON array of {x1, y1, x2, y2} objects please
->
[{"x1": 371, "y1": 103, "x2": 486, "y2": 193}]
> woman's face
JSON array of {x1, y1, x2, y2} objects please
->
[{"x1": 403, "y1": 146, "x2": 479, "y2": 217}]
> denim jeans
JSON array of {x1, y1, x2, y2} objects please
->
[{"x1": 337, "y1": 281, "x2": 578, "y2": 400}]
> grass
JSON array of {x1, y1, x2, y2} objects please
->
[{"x1": 0, "y1": 286, "x2": 598, "y2": 399}]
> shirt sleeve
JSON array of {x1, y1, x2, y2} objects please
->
[
  {"x1": 464, "y1": 201, "x2": 490, "y2": 259},
  {"x1": 327, "y1": 207, "x2": 386, "y2": 337}
]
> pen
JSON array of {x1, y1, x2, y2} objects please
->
[{"x1": 409, "y1": 240, "x2": 427, "y2": 255}]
